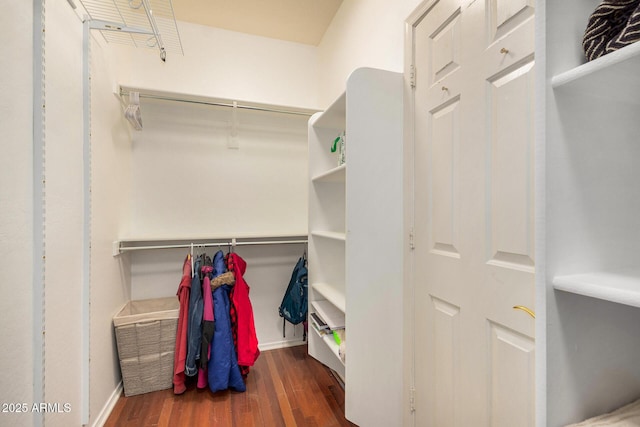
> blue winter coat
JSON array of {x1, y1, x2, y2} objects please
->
[
  {"x1": 208, "y1": 280, "x2": 246, "y2": 393},
  {"x1": 200, "y1": 251, "x2": 226, "y2": 368}
]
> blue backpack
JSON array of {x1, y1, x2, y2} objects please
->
[{"x1": 278, "y1": 255, "x2": 308, "y2": 339}]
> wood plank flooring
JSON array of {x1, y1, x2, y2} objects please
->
[{"x1": 105, "y1": 344, "x2": 357, "y2": 427}]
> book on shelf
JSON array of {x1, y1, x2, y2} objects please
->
[
  {"x1": 310, "y1": 312, "x2": 329, "y2": 330},
  {"x1": 311, "y1": 300, "x2": 345, "y2": 330}
]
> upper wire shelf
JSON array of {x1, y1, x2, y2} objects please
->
[{"x1": 78, "y1": 0, "x2": 184, "y2": 60}]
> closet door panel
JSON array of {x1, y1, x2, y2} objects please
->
[
  {"x1": 429, "y1": 98, "x2": 461, "y2": 256},
  {"x1": 432, "y1": 296, "x2": 461, "y2": 427},
  {"x1": 488, "y1": 321, "x2": 535, "y2": 427},
  {"x1": 486, "y1": 59, "x2": 535, "y2": 269}
]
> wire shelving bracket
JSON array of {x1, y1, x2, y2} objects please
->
[{"x1": 78, "y1": 0, "x2": 183, "y2": 62}]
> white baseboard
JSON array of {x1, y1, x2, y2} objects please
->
[
  {"x1": 259, "y1": 339, "x2": 306, "y2": 351},
  {"x1": 91, "y1": 381, "x2": 122, "y2": 427}
]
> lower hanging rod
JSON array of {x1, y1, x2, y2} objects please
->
[{"x1": 116, "y1": 238, "x2": 308, "y2": 254}]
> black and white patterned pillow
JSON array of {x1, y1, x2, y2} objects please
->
[{"x1": 583, "y1": 0, "x2": 640, "y2": 61}]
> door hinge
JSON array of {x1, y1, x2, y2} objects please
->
[
  {"x1": 409, "y1": 228, "x2": 415, "y2": 250},
  {"x1": 410, "y1": 64, "x2": 416, "y2": 89},
  {"x1": 410, "y1": 386, "x2": 416, "y2": 412}
]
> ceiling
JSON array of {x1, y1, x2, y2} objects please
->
[{"x1": 171, "y1": 0, "x2": 344, "y2": 46}]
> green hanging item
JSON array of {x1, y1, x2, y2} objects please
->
[
  {"x1": 331, "y1": 136, "x2": 340, "y2": 153},
  {"x1": 330, "y1": 132, "x2": 346, "y2": 166}
]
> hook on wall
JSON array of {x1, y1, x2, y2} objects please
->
[
  {"x1": 227, "y1": 101, "x2": 240, "y2": 149},
  {"x1": 124, "y1": 91, "x2": 143, "y2": 130}
]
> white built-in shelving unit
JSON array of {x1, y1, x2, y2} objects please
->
[
  {"x1": 539, "y1": 2, "x2": 640, "y2": 426},
  {"x1": 307, "y1": 68, "x2": 404, "y2": 427}
]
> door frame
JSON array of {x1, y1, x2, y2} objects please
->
[{"x1": 402, "y1": 2, "x2": 441, "y2": 426}]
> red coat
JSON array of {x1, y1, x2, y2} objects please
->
[
  {"x1": 173, "y1": 255, "x2": 192, "y2": 394},
  {"x1": 227, "y1": 253, "x2": 260, "y2": 367}
]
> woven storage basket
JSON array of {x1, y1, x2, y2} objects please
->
[{"x1": 113, "y1": 296, "x2": 179, "y2": 396}]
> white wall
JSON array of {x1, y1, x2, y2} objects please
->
[
  {"x1": 113, "y1": 22, "x2": 320, "y2": 109},
  {"x1": 0, "y1": 3, "x2": 35, "y2": 426},
  {"x1": 316, "y1": 0, "x2": 422, "y2": 106},
  {"x1": 43, "y1": 3, "x2": 84, "y2": 426},
  {"x1": 88, "y1": 33, "x2": 132, "y2": 426},
  {"x1": 2, "y1": 4, "x2": 132, "y2": 427},
  {"x1": 127, "y1": 98, "x2": 309, "y2": 238}
]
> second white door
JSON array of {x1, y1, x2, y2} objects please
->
[{"x1": 410, "y1": 0, "x2": 536, "y2": 425}]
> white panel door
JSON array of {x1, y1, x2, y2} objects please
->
[{"x1": 411, "y1": 0, "x2": 535, "y2": 425}]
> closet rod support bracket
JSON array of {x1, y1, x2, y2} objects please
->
[
  {"x1": 88, "y1": 19, "x2": 153, "y2": 36},
  {"x1": 112, "y1": 241, "x2": 122, "y2": 257}
]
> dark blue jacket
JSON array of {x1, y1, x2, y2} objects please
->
[
  {"x1": 208, "y1": 281, "x2": 246, "y2": 393},
  {"x1": 185, "y1": 258, "x2": 203, "y2": 376}
]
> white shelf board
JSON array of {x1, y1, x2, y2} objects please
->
[
  {"x1": 311, "y1": 164, "x2": 346, "y2": 183},
  {"x1": 322, "y1": 331, "x2": 344, "y2": 366},
  {"x1": 312, "y1": 300, "x2": 345, "y2": 329},
  {"x1": 310, "y1": 231, "x2": 346, "y2": 242},
  {"x1": 553, "y1": 268, "x2": 640, "y2": 308},
  {"x1": 311, "y1": 282, "x2": 346, "y2": 313},
  {"x1": 312, "y1": 92, "x2": 346, "y2": 130},
  {"x1": 551, "y1": 41, "x2": 640, "y2": 105},
  {"x1": 311, "y1": 327, "x2": 344, "y2": 367}
]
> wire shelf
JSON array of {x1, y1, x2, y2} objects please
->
[{"x1": 79, "y1": 0, "x2": 183, "y2": 58}]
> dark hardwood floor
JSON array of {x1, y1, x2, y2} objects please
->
[{"x1": 105, "y1": 344, "x2": 357, "y2": 427}]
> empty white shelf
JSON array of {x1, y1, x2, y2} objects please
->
[
  {"x1": 551, "y1": 42, "x2": 640, "y2": 105},
  {"x1": 553, "y1": 268, "x2": 640, "y2": 308},
  {"x1": 322, "y1": 332, "x2": 344, "y2": 366},
  {"x1": 311, "y1": 282, "x2": 346, "y2": 313},
  {"x1": 311, "y1": 164, "x2": 346, "y2": 183},
  {"x1": 311, "y1": 231, "x2": 346, "y2": 241},
  {"x1": 310, "y1": 327, "x2": 344, "y2": 366},
  {"x1": 312, "y1": 92, "x2": 346, "y2": 130}
]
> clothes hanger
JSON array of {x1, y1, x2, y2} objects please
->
[
  {"x1": 124, "y1": 91, "x2": 143, "y2": 130},
  {"x1": 190, "y1": 243, "x2": 194, "y2": 278}
]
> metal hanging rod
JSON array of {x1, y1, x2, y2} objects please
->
[
  {"x1": 119, "y1": 88, "x2": 317, "y2": 117},
  {"x1": 114, "y1": 237, "x2": 308, "y2": 255}
]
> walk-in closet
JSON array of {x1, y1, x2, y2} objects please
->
[{"x1": 6, "y1": 0, "x2": 640, "y2": 426}]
